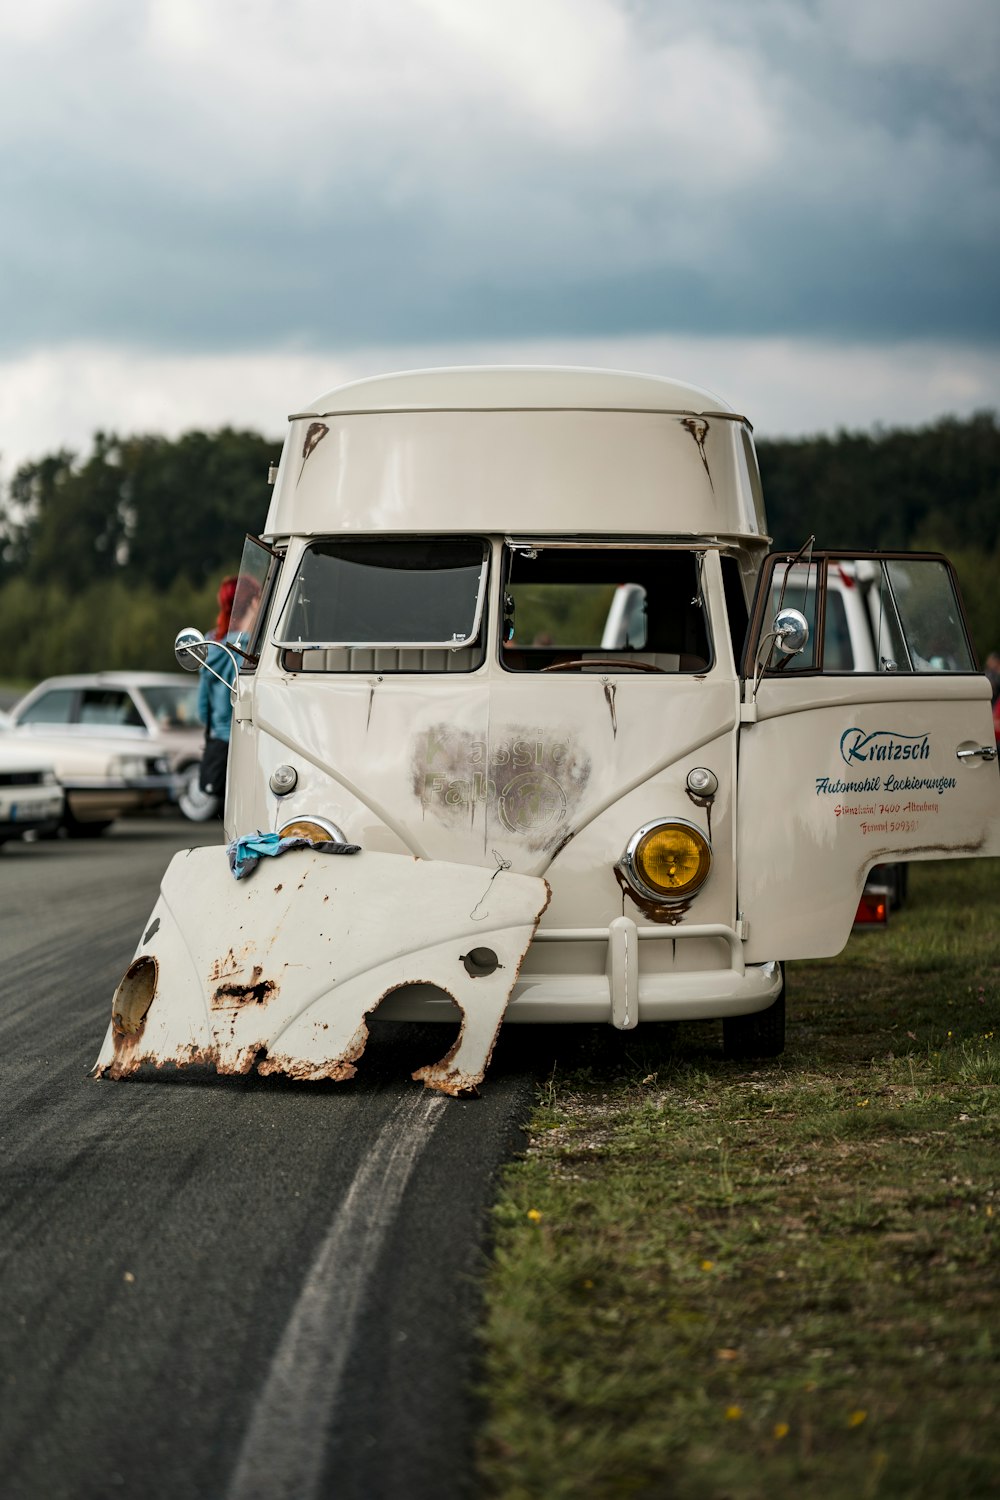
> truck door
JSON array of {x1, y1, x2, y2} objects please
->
[{"x1": 737, "y1": 551, "x2": 1000, "y2": 963}]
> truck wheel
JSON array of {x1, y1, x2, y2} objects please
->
[
  {"x1": 723, "y1": 970, "x2": 786, "y2": 1060},
  {"x1": 178, "y1": 762, "x2": 221, "y2": 822}
]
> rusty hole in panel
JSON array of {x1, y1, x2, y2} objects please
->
[
  {"x1": 212, "y1": 965, "x2": 278, "y2": 1009},
  {"x1": 461, "y1": 946, "x2": 500, "y2": 978},
  {"x1": 112, "y1": 955, "x2": 158, "y2": 1037}
]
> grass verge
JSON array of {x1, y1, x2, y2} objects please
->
[{"x1": 477, "y1": 859, "x2": 1000, "y2": 1499}]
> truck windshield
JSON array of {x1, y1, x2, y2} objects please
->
[
  {"x1": 500, "y1": 545, "x2": 712, "y2": 672},
  {"x1": 274, "y1": 538, "x2": 488, "y2": 649}
]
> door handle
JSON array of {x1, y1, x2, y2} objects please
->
[{"x1": 956, "y1": 745, "x2": 998, "y2": 762}]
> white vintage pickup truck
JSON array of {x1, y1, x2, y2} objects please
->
[{"x1": 95, "y1": 366, "x2": 1000, "y2": 1093}]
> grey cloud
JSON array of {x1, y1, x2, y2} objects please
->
[{"x1": 0, "y1": 0, "x2": 998, "y2": 359}]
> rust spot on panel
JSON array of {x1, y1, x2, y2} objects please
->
[
  {"x1": 614, "y1": 866, "x2": 693, "y2": 925},
  {"x1": 261, "y1": 1004, "x2": 377, "y2": 1083},
  {"x1": 410, "y1": 998, "x2": 494, "y2": 1099},
  {"x1": 855, "y1": 836, "x2": 987, "y2": 891},
  {"x1": 274, "y1": 883, "x2": 283, "y2": 892},
  {"x1": 681, "y1": 417, "x2": 714, "y2": 490},
  {"x1": 211, "y1": 965, "x2": 278, "y2": 1009},
  {"x1": 603, "y1": 682, "x2": 618, "y2": 738},
  {"x1": 99, "y1": 1039, "x2": 222, "y2": 1082},
  {"x1": 866, "y1": 836, "x2": 986, "y2": 863},
  {"x1": 685, "y1": 789, "x2": 714, "y2": 840},
  {"x1": 548, "y1": 828, "x2": 577, "y2": 860},
  {"x1": 301, "y1": 421, "x2": 329, "y2": 462},
  {"x1": 258, "y1": 1050, "x2": 362, "y2": 1083}
]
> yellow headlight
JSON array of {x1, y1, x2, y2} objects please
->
[
  {"x1": 278, "y1": 816, "x2": 345, "y2": 844},
  {"x1": 627, "y1": 820, "x2": 711, "y2": 901}
]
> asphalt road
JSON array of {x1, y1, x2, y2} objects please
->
[{"x1": 0, "y1": 817, "x2": 539, "y2": 1500}]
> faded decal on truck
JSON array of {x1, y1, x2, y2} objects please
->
[{"x1": 410, "y1": 724, "x2": 591, "y2": 849}]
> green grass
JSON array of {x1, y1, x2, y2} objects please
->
[{"x1": 477, "y1": 859, "x2": 1000, "y2": 1499}]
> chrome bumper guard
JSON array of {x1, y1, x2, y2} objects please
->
[{"x1": 507, "y1": 918, "x2": 777, "y2": 1029}]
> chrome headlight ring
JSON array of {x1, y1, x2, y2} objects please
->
[{"x1": 277, "y1": 813, "x2": 348, "y2": 844}]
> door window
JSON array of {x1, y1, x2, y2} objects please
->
[
  {"x1": 17, "y1": 688, "x2": 76, "y2": 724},
  {"x1": 140, "y1": 683, "x2": 203, "y2": 729},
  {"x1": 79, "y1": 689, "x2": 145, "y2": 727},
  {"x1": 274, "y1": 537, "x2": 488, "y2": 654},
  {"x1": 751, "y1": 553, "x2": 976, "y2": 677},
  {"x1": 500, "y1": 546, "x2": 711, "y2": 672},
  {"x1": 885, "y1": 559, "x2": 975, "y2": 672}
]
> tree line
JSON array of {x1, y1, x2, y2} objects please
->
[
  {"x1": 0, "y1": 411, "x2": 997, "y2": 681},
  {"x1": 757, "y1": 410, "x2": 1000, "y2": 663}
]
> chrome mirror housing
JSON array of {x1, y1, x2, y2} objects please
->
[
  {"x1": 174, "y1": 627, "x2": 208, "y2": 672},
  {"x1": 772, "y1": 607, "x2": 810, "y2": 656}
]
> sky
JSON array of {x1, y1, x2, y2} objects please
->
[{"x1": 1, "y1": 0, "x2": 998, "y2": 474}]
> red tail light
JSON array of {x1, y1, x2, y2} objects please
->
[{"x1": 854, "y1": 891, "x2": 888, "y2": 926}]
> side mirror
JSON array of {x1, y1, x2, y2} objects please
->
[
  {"x1": 175, "y1": 627, "x2": 208, "y2": 671},
  {"x1": 772, "y1": 607, "x2": 810, "y2": 656}
]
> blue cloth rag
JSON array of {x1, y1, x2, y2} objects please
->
[{"x1": 227, "y1": 830, "x2": 361, "y2": 880}]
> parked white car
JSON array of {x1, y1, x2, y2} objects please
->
[
  {"x1": 6, "y1": 671, "x2": 216, "y2": 827},
  {"x1": 0, "y1": 720, "x2": 65, "y2": 847}
]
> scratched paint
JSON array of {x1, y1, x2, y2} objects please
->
[{"x1": 208, "y1": 947, "x2": 255, "y2": 983}]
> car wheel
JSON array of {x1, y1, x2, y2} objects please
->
[
  {"x1": 722, "y1": 968, "x2": 786, "y2": 1060},
  {"x1": 178, "y1": 762, "x2": 221, "y2": 822}
]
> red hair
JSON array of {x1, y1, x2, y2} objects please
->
[{"x1": 213, "y1": 575, "x2": 239, "y2": 640}]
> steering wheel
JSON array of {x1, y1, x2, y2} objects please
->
[{"x1": 539, "y1": 657, "x2": 667, "y2": 674}]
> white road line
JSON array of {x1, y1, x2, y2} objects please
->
[{"x1": 226, "y1": 1091, "x2": 447, "y2": 1500}]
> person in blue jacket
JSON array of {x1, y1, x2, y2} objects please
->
[{"x1": 197, "y1": 580, "x2": 261, "y2": 801}]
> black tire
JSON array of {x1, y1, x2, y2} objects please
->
[
  {"x1": 723, "y1": 967, "x2": 786, "y2": 1060},
  {"x1": 178, "y1": 762, "x2": 221, "y2": 822}
]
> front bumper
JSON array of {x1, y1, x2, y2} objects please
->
[
  {"x1": 0, "y1": 789, "x2": 65, "y2": 838},
  {"x1": 65, "y1": 773, "x2": 178, "y2": 820},
  {"x1": 377, "y1": 918, "x2": 782, "y2": 1027}
]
